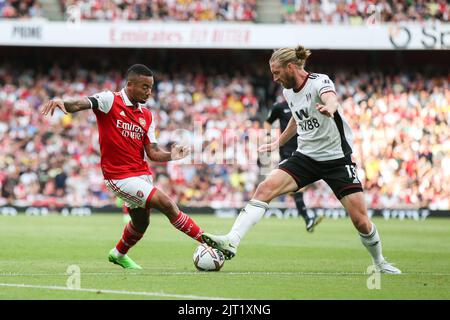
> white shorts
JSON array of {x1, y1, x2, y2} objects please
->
[{"x1": 105, "y1": 175, "x2": 157, "y2": 209}]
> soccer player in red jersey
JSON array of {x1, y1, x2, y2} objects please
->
[{"x1": 41, "y1": 64, "x2": 204, "y2": 269}]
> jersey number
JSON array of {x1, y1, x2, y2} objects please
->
[{"x1": 345, "y1": 165, "x2": 360, "y2": 182}]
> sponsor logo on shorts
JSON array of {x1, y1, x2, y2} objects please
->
[{"x1": 136, "y1": 190, "x2": 144, "y2": 198}]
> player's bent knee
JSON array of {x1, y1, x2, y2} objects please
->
[
  {"x1": 254, "y1": 180, "x2": 278, "y2": 202},
  {"x1": 128, "y1": 208, "x2": 150, "y2": 233},
  {"x1": 129, "y1": 207, "x2": 146, "y2": 215}
]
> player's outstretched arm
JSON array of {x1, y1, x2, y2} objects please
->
[
  {"x1": 145, "y1": 143, "x2": 190, "y2": 162},
  {"x1": 316, "y1": 92, "x2": 338, "y2": 118},
  {"x1": 41, "y1": 97, "x2": 92, "y2": 116}
]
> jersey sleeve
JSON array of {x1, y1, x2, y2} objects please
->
[
  {"x1": 281, "y1": 89, "x2": 292, "y2": 107},
  {"x1": 317, "y1": 74, "x2": 336, "y2": 97},
  {"x1": 265, "y1": 104, "x2": 281, "y2": 124},
  {"x1": 146, "y1": 114, "x2": 157, "y2": 144},
  {"x1": 87, "y1": 91, "x2": 114, "y2": 114}
]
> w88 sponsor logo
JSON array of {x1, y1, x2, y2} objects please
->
[{"x1": 298, "y1": 117, "x2": 320, "y2": 131}]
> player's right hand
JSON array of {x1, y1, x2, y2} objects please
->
[
  {"x1": 41, "y1": 99, "x2": 67, "y2": 116},
  {"x1": 258, "y1": 142, "x2": 278, "y2": 153},
  {"x1": 171, "y1": 144, "x2": 191, "y2": 160}
]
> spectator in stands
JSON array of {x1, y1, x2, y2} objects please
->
[
  {"x1": 0, "y1": 63, "x2": 448, "y2": 210},
  {"x1": 282, "y1": 0, "x2": 449, "y2": 24},
  {"x1": 60, "y1": 0, "x2": 257, "y2": 22},
  {"x1": 0, "y1": 0, "x2": 42, "y2": 19}
]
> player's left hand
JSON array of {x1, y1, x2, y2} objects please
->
[
  {"x1": 258, "y1": 142, "x2": 278, "y2": 153},
  {"x1": 171, "y1": 144, "x2": 190, "y2": 160},
  {"x1": 315, "y1": 103, "x2": 336, "y2": 118}
]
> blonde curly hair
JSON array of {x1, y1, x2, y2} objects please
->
[{"x1": 269, "y1": 45, "x2": 311, "y2": 69}]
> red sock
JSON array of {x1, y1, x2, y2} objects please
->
[
  {"x1": 170, "y1": 211, "x2": 203, "y2": 243},
  {"x1": 115, "y1": 222, "x2": 144, "y2": 254}
]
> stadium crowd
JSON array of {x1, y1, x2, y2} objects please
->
[
  {"x1": 60, "y1": 0, "x2": 257, "y2": 22},
  {"x1": 282, "y1": 0, "x2": 449, "y2": 24},
  {"x1": 0, "y1": 64, "x2": 448, "y2": 210},
  {"x1": 0, "y1": 0, "x2": 43, "y2": 19},
  {"x1": 3, "y1": 0, "x2": 448, "y2": 24}
]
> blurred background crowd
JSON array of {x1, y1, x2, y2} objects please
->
[
  {"x1": 0, "y1": 1, "x2": 448, "y2": 210},
  {"x1": 1, "y1": 0, "x2": 448, "y2": 23},
  {"x1": 282, "y1": 0, "x2": 449, "y2": 24},
  {"x1": 59, "y1": 0, "x2": 257, "y2": 22},
  {"x1": 0, "y1": 0, "x2": 43, "y2": 18},
  {"x1": 0, "y1": 49, "x2": 448, "y2": 210}
]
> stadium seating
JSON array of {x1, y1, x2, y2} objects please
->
[
  {"x1": 58, "y1": 0, "x2": 257, "y2": 22},
  {"x1": 3, "y1": 1, "x2": 448, "y2": 23},
  {"x1": 282, "y1": 0, "x2": 449, "y2": 24},
  {"x1": 0, "y1": 63, "x2": 448, "y2": 209},
  {"x1": 0, "y1": 0, "x2": 43, "y2": 19}
]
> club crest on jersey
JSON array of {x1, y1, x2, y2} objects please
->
[
  {"x1": 138, "y1": 117, "x2": 146, "y2": 127},
  {"x1": 136, "y1": 190, "x2": 144, "y2": 198}
]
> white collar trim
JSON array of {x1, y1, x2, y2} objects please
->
[
  {"x1": 120, "y1": 88, "x2": 143, "y2": 113},
  {"x1": 120, "y1": 88, "x2": 133, "y2": 107},
  {"x1": 120, "y1": 88, "x2": 133, "y2": 106}
]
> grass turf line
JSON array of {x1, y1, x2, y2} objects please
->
[{"x1": 0, "y1": 214, "x2": 449, "y2": 299}]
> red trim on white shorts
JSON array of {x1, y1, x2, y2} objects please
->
[
  {"x1": 107, "y1": 180, "x2": 142, "y2": 205},
  {"x1": 145, "y1": 187, "x2": 158, "y2": 209}
]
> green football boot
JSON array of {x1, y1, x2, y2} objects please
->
[{"x1": 108, "y1": 249, "x2": 142, "y2": 269}]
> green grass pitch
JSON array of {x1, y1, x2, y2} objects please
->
[{"x1": 0, "y1": 214, "x2": 449, "y2": 300}]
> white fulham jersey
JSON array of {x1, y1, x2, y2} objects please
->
[{"x1": 282, "y1": 73, "x2": 353, "y2": 161}]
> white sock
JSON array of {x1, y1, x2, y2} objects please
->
[
  {"x1": 113, "y1": 248, "x2": 125, "y2": 257},
  {"x1": 359, "y1": 223, "x2": 384, "y2": 265},
  {"x1": 227, "y1": 199, "x2": 269, "y2": 245}
]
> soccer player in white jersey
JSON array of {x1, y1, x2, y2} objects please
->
[
  {"x1": 202, "y1": 46, "x2": 401, "y2": 274},
  {"x1": 41, "y1": 64, "x2": 205, "y2": 269}
]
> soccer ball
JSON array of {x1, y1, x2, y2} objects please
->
[{"x1": 193, "y1": 243, "x2": 225, "y2": 271}]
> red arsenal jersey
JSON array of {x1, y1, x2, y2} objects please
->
[{"x1": 88, "y1": 89, "x2": 157, "y2": 180}]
